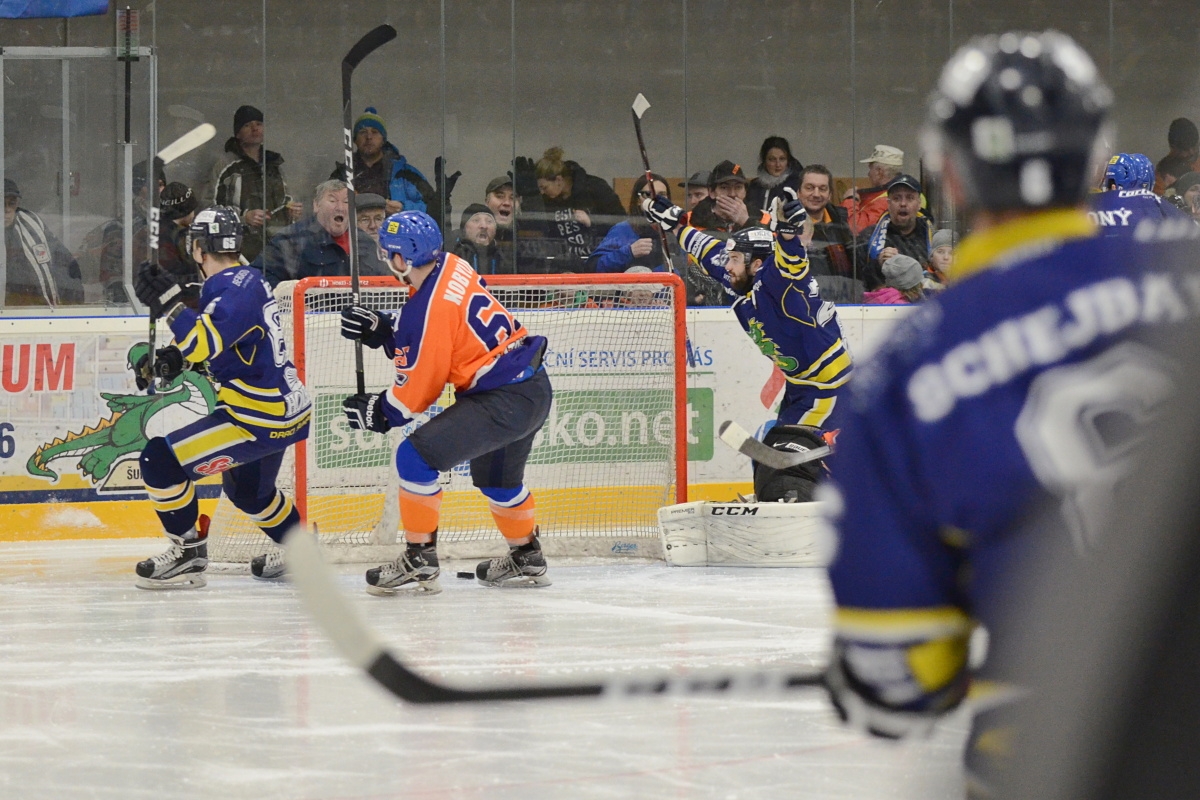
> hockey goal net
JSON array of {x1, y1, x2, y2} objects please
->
[{"x1": 207, "y1": 272, "x2": 687, "y2": 566}]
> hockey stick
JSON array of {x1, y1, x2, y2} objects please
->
[
  {"x1": 630, "y1": 94, "x2": 682, "y2": 280},
  {"x1": 283, "y1": 525, "x2": 827, "y2": 704},
  {"x1": 342, "y1": 24, "x2": 397, "y2": 396},
  {"x1": 145, "y1": 123, "x2": 218, "y2": 393},
  {"x1": 718, "y1": 420, "x2": 832, "y2": 470}
]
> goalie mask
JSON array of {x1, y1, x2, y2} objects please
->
[
  {"x1": 187, "y1": 206, "x2": 243, "y2": 255},
  {"x1": 753, "y1": 424, "x2": 829, "y2": 503}
]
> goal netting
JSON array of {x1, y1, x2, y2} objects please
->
[{"x1": 205, "y1": 272, "x2": 687, "y2": 566}]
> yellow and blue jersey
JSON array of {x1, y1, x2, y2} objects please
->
[
  {"x1": 825, "y1": 208, "x2": 1200, "y2": 650},
  {"x1": 1089, "y1": 187, "x2": 1194, "y2": 236},
  {"x1": 168, "y1": 266, "x2": 311, "y2": 432}
]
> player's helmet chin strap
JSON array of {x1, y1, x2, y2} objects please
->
[{"x1": 385, "y1": 250, "x2": 414, "y2": 285}]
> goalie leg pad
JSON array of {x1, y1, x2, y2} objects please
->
[{"x1": 658, "y1": 501, "x2": 832, "y2": 567}]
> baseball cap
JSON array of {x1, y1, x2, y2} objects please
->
[
  {"x1": 486, "y1": 176, "x2": 514, "y2": 195},
  {"x1": 709, "y1": 160, "x2": 748, "y2": 186},
  {"x1": 679, "y1": 171, "x2": 711, "y2": 188},
  {"x1": 355, "y1": 193, "x2": 387, "y2": 210},
  {"x1": 859, "y1": 145, "x2": 904, "y2": 167},
  {"x1": 3, "y1": 178, "x2": 19, "y2": 198},
  {"x1": 886, "y1": 173, "x2": 922, "y2": 194}
]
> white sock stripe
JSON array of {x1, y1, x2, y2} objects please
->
[
  {"x1": 399, "y1": 478, "x2": 441, "y2": 496},
  {"x1": 487, "y1": 487, "x2": 530, "y2": 508}
]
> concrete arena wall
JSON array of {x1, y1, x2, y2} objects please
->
[{"x1": 0, "y1": 304, "x2": 909, "y2": 541}]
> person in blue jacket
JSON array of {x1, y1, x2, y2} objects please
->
[{"x1": 589, "y1": 173, "x2": 674, "y2": 273}]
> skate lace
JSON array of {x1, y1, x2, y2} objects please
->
[
  {"x1": 261, "y1": 550, "x2": 284, "y2": 568},
  {"x1": 148, "y1": 543, "x2": 185, "y2": 568}
]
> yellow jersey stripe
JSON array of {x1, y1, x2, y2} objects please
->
[
  {"x1": 835, "y1": 606, "x2": 973, "y2": 643},
  {"x1": 221, "y1": 406, "x2": 311, "y2": 430},
  {"x1": 954, "y1": 208, "x2": 1095, "y2": 281},
  {"x1": 797, "y1": 397, "x2": 836, "y2": 427},
  {"x1": 218, "y1": 386, "x2": 286, "y2": 416},
  {"x1": 171, "y1": 423, "x2": 255, "y2": 465},
  {"x1": 796, "y1": 339, "x2": 847, "y2": 380}
]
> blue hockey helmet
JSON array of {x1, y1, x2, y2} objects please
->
[
  {"x1": 187, "y1": 205, "x2": 242, "y2": 254},
  {"x1": 1104, "y1": 153, "x2": 1141, "y2": 191},
  {"x1": 1131, "y1": 153, "x2": 1156, "y2": 190},
  {"x1": 378, "y1": 211, "x2": 442, "y2": 279},
  {"x1": 922, "y1": 31, "x2": 1113, "y2": 211}
]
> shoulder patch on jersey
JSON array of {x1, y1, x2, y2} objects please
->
[{"x1": 204, "y1": 296, "x2": 222, "y2": 315}]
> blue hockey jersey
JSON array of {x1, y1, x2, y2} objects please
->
[
  {"x1": 678, "y1": 225, "x2": 852, "y2": 422},
  {"x1": 826, "y1": 209, "x2": 1200, "y2": 650},
  {"x1": 169, "y1": 266, "x2": 312, "y2": 431},
  {"x1": 1088, "y1": 187, "x2": 1193, "y2": 236}
]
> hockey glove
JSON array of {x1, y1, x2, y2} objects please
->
[
  {"x1": 776, "y1": 199, "x2": 809, "y2": 236},
  {"x1": 135, "y1": 263, "x2": 184, "y2": 321},
  {"x1": 132, "y1": 345, "x2": 186, "y2": 391},
  {"x1": 340, "y1": 305, "x2": 394, "y2": 349},
  {"x1": 343, "y1": 391, "x2": 391, "y2": 433},
  {"x1": 434, "y1": 156, "x2": 462, "y2": 203},
  {"x1": 824, "y1": 636, "x2": 970, "y2": 740},
  {"x1": 642, "y1": 195, "x2": 683, "y2": 231}
]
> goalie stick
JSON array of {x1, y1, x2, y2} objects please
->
[
  {"x1": 630, "y1": 94, "x2": 682, "y2": 281},
  {"x1": 342, "y1": 24, "x2": 397, "y2": 395},
  {"x1": 283, "y1": 525, "x2": 827, "y2": 704},
  {"x1": 718, "y1": 420, "x2": 832, "y2": 470},
  {"x1": 145, "y1": 123, "x2": 218, "y2": 392}
]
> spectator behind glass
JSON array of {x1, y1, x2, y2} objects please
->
[
  {"x1": 156, "y1": 182, "x2": 202, "y2": 308},
  {"x1": 4, "y1": 178, "x2": 83, "y2": 307},
  {"x1": 864, "y1": 254, "x2": 925, "y2": 304},
  {"x1": 531, "y1": 146, "x2": 626, "y2": 271},
  {"x1": 254, "y1": 179, "x2": 386, "y2": 287},
  {"x1": 679, "y1": 171, "x2": 710, "y2": 210},
  {"x1": 926, "y1": 228, "x2": 956, "y2": 288},
  {"x1": 747, "y1": 136, "x2": 803, "y2": 219},
  {"x1": 588, "y1": 173, "x2": 672, "y2": 273},
  {"x1": 484, "y1": 175, "x2": 517, "y2": 235},
  {"x1": 795, "y1": 164, "x2": 860, "y2": 302},
  {"x1": 355, "y1": 193, "x2": 388, "y2": 245},
  {"x1": 451, "y1": 203, "x2": 513, "y2": 275},
  {"x1": 1154, "y1": 117, "x2": 1200, "y2": 194},
  {"x1": 681, "y1": 160, "x2": 769, "y2": 233},
  {"x1": 203, "y1": 104, "x2": 303, "y2": 262},
  {"x1": 1168, "y1": 172, "x2": 1200, "y2": 223},
  {"x1": 75, "y1": 157, "x2": 164, "y2": 304},
  {"x1": 841, "y1": 144, "x2": 904, "y2": 235},
  {"x1": 857, "y1": 173, "x2": 933, "y2": 291}
]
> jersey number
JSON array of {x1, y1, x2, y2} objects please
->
[
  {"x1": 466, "y1": 293, "x2": 513, "y2": 351},
  {"x1": 1015, "y1": 342, "x2": 1173, "y2": 550}
]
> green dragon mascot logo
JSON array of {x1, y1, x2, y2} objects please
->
[
  {"x1": 25, "y1": 343, "x2": 218, "y2": 486},
  {"x1": 747, "y1": 319, "x2": 799, "y2": 373}
]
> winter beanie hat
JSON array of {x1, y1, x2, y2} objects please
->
[{"x1": 354, "y1": 107, "x2": 388, "y2": 141}]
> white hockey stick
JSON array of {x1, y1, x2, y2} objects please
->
[
  {"x1": 282, "y1": 525, "x2": 826, "y2": 704},
  {"x1": 718, "y1": 420, "x2": 831, "y2": 470},
  {"x1": 157, "y1": 123, "x2": 216, "y2": 165}
]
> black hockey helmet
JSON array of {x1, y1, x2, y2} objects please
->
[
  {"x1": 187, "y1": 206, "x2": 243, "y2": 255},
  {"x1": 922, "y1": 31, "x2": 1113, "y2": 211},
  {"x1": 725, "y1": 226, "x2": 774, "y2": 262}
]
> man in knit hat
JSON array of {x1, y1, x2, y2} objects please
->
[
  {"x1": 450, "y1": 203, "x2": 512, "y2": 275},
  {"x1": 203, "y1": 104, "x2": 303, "y2": 262}
]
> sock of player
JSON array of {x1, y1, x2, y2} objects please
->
[
  {"x1": 141, "y1": 437, "x2": 199, "y2": 538},
  {"x1": 395, "y1": 439, "x2": 441, "y2": 545},
  {"x1": 246, "y1": 490, "x2": 300, "y2": 544},
  {"x1": 481, "y1": 485, "x2": 536, "y2": 545}
]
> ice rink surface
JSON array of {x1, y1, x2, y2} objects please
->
[{"x1": 0, "y1": 540, "x2": 967, "y2": 799}]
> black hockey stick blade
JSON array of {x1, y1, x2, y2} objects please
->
[
  {"x1": 283, "y1": 526, "x2": 826, "y2": 704},
  {"x1": 342, "y1": 24, "x2": 397, "y2": 73},
  {"x1": 718, "y1": 420, "x2": 832, "y2": 470}
]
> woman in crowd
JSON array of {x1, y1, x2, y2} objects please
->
[
  {"x1": 530, "y1": 146, "x2": 625, "y2": 271},
  {"x1": 747, "y1": 136, "x2": 803, "y2": 219}
]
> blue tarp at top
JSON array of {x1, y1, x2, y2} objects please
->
[{"x1": 0, "y1": 0, "x2": 108, "y2": 18}]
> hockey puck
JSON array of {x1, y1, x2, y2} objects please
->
[{"x1": 456, "y1": 571, "x2": 475, "y2": 580}]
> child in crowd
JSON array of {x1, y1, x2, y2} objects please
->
[
  {"x1": 863, "y1": 254, "x2": 925, "y2": 304},
  {"x1": 925, "y1": 228, "x2": 955, "y2": 289}
]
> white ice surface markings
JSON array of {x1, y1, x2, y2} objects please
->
[{"x1": 0, "y1": 539, "x2": 967, "y2": 799}]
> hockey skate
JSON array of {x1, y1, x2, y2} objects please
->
[
  {"x1": 250, "y1": 549, "x2": 286, "y2": 580},
  {"x1": 476, "y1": 533, "x2": 551, "y2": 588},
  {"x1": 135, "y1": 515, "x2": 210, "y2": 590},
  {"x1": 365, "y1": 543, "x2": 441, "y2": 596}
]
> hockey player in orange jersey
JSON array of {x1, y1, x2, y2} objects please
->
[{"x1": 341, "y1": 210, "x2": 552, "y2": 595}]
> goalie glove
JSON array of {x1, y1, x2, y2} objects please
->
[
  {"x1": 343, "y1": 391, "x2": 392, "y2": 433},
  {"x1": 775, "y1": 199, "x2": 809, "y2": 236},
  {"x1": 340, "y1": 305, "x2": 394, "y2": 349},
  {"x1": 133, "y1": 345, "x2": 186, "y2": 391},
  {"x1": 642, "y1": 195, "x2": 683, "y2": 232},
  {"x1": 824, "y1": 634, "x2": 970, "y2": 740}
]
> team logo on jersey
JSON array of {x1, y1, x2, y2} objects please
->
[
  {"x1": 195, "y1": 455, "x2": 237, "y2": 476},
  {"x1": 747, "y1": 319, "x2": 799, "y2": 372}
]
